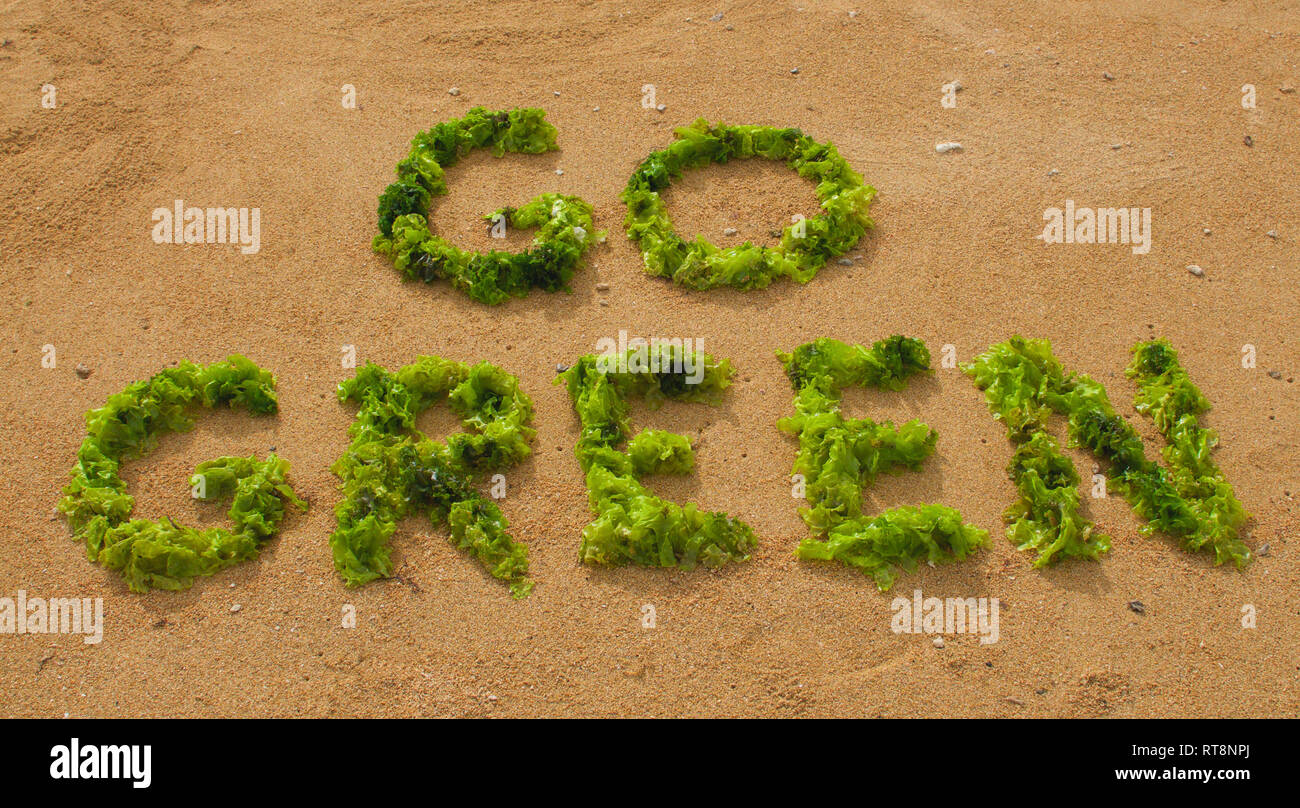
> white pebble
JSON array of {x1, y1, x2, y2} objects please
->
[
  {"x1": 935, "y1": 142, "x2": 963, "y2": 154},
  {"x1": 555, "y1": 168, "x2": 564, "y2": 175},
  {"x1": 656, "y1": 103, "x2": 666, "y2": 112},
  {"x1": 723, "y1": 227, "x2": 738, "y2": 236},
  {"x1": 448, "y1": 87, "x2": 460, "y2": 96},
  {"x1": 1186, "y1": 264, "x2": 1204, "y2": 277},
  {"x1": 933, "y1": 637, "x2": 945, "y2": 648},
  {"x1": 230, "y1": 604, "x2": 242, "y2": 613}
]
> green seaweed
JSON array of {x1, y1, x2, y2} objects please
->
[
  {"x1": 964, "y1": 335, "x2": 1249, "y2": 567},
  {"x1": 778, "y1": 336, "x2": 988, "y2": 589},
  {"x1": 1127, "y1": 339, "x2": 1250, "y2": 564},
  {"x1": 330, "y1": 356, "x2": 536, "y2": 597},
  {"x1": 557, "y1": 344, "x2": 757, "y2": 568},
  {"x1": 373, "y1": 107, "x2": 601, "y2": 304},
  {"x1": 57, "y1": 357, "x2": 306, "y2": 591},
  {"x1": 621, "y1": 119, "x2": 875, "y2": 290}
]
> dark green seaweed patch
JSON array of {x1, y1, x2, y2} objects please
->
[
  {"x1": 621, "y1": 119, "x2": 876, "y2": 291},
  {"x1": 964, "y1": 336, "x2": 1249, "y2": 567},
  {"x1": 57, "y1": 356, "x2": 306, "y2": 592},
  {"x1": 373, "y1": 107, "x2": 600, "y2": 305},
  {"x1": 777, "y1": 337, "x2": 988, "y2": 590},
  {"x1": 330, "y1": 356, "x2": 537, "y2": 598},
  {"x1": 556, "y1": 345, "x2": 757, "y2": 568}
]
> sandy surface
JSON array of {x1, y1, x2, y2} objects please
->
[{"x1": 1, "y1": 0, "x2": 1297, "y2": 717}]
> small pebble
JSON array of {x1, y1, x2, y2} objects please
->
[
  {"x1": 849, "y1": 10, "x2": 858, "y2": 18},
  {"x1": 1267, "y1": 370, "x2": 1282, "y2": 379},
  {"x1": 710, "y1": 12, "x2": 723, "y2": 21},
  {"x1": 555, "y1": 168, "x2": 564, "y2": 175},
  {"x1": 1047, "y1": 168, "x2": 1060, "y2": 176},
  {"x1": 723, "y1": 227, "x2": 738, "y2": 236},
  {"x1": 592, "y1": 106, "x2": 600, "y2": 112},
  {"x1": 598, "y1": 299, "x2": 609, "y2": 307},
  {"x1": 230, "y1": 604, "x2": 242, "y2": 613},
  {"x1": 1186, "y1": 264, "x2": 1204, "y2": 277},
  {"x1": 1257, "y1": 543, "x2": 1270, "y2": 557},
  {"x1": 1127, "y1": 600, "x2": 1145, "y2": 615},
  {"x1": 725, "y1": 24, "x2": 733, "y2": 31},
  {"x1": 935, "y1": 141, "x2": 963, "y2": 154},
  {"x1": 1203, "y1": 228, "x2": 1211, "y2": 235},
  {"x1": 74, "y1": 363, "x2": 91, "y2": 379},
  {"x1": 790, "y1": 67, "x2": 800, "y2": 74},
  {"x1": 595, "y1": 282, "x2": 610, "y2": 291},
  {"x1": 1282, "y1": 85, "x2": 1297, "y2": 94},
  {"x1": 1103, "y1": 71, "x2": 1115, "y2": 80},
  {"x1": 553, "y1": 90, "x2": 560, "y2": 96},
  {"x1": 837, "y1": 257, "x2": 853, "y2": 266},
  {"x1": 932, "y1": 637, "x2": 945, "y2": 648},
  {"x1": 448, "y1": 87, "x2": 460, "y2": 96},
  {"x1": 1005, "y1": 697, "x2": 1025, "y2": 706},
  {"x1": 1244, "y1": 135, "x2": 1253, "y2": 147},
  {"x1": 555, "y1": 363, "x2": 568, "y2": 373},
  {"x1": 655, "y1": 103, "x2": 666, "y2": 112},
  {"x1": 1266, "y1": 230, "x2": 1277, "y2": 238}
]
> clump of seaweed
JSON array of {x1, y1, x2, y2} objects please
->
[
  {"x1": 621, "y1": 119, "x2": 875, "y2": 290},
  {"x1": 373, "y1": 107, "x2": 600, "y2": 304},
  {"x1": 58, "y1": 356, "x2": 306, "y2": 591},
  {"x1": 964, "y1": 336, "x2": 1249, "y2": 567},
  {"x1": 557, "y1": 344, "x2": 757, "y2": 568},
  {"x1": 778, "y1": 336, "x2": 987, "y2": 590},
  {"x1": 331, "y1": 356, "x2": 536, "y2": 597}
]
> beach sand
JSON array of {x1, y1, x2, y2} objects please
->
[{"x1": 1, "y1": 0, "x2": 1296, "y2": 717}]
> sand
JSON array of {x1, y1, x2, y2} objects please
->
[{"x1": 1, "y1": 0, "x2": 1296, "y2": 718}]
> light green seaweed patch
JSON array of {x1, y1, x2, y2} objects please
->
[
  {"x1": 621, "y1": 119, "x2": 875, "y2": 290},
  {"x1": 1127, "y1": 339, "x2": 1249, "y2": 563},
  {"x1": 964, "y1": 335, "x2": 1249, "y2": 567},
  {"x1": 557, "y1": 344, "x2": 757, "y2": 568},
  {"x1": 373, "y1": 107, "x2": 601, "y2": 305},
  {"x1": 778, "y1": 337, "x2": 988, "y2": 590},
  {"x1": 330, "y1": 357, "x2": 537, "y2": 598},
  {"x1": 57, "y1": 356, "x2": 306, "y2": 592}
]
